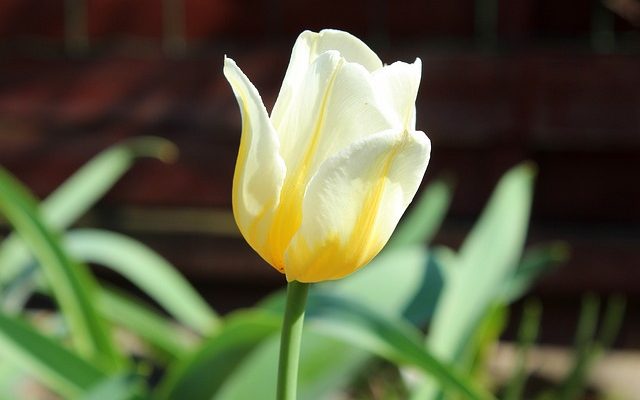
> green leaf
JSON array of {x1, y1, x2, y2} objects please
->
[
  {"x1": 0, "y1": 136, "x2": 177, "y2": 287},
  {"x1": 305, "y1": 294, "x2": 496, "y2": 400},
  {"x1": 65, "y1": 229, "x2": 219, "y2": 334},
  {"x1": 156, "y1": 310, "x2": 281, "y2": 400},
  {"x1": 502, "y1": 242, "x2": 569, "y2": 303},
  {"x1": 504, "y1": 299, "x2": 541, "y2": 400},
  {"x1": 96, "y1": 288, "x2": 194, "y2": 359},
  {"x1": 556, "y1": 295, "x2": 625, "y2": 400},
  {"x1": 80, "y1": 373, "x2": 145, "y2": 400},
  {"x1": 0, "y1": 312, "x2": 106, "y2": 398},
  {"x1": 415, "y1": 162, "x2": 535, "y2": 399},
  {"x1": 0, "y1": 168, "x2": 122, "y2": 369},
  {"x1": 389, "y1": 175, "x2": 454, "y2": 248}
]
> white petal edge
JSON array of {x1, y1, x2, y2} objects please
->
[
  {"x1": 284, "y1": 128, "x2": 431, "y2": 282},
  {"x1": 372, "y1": 58, "x2": 422, "y2": 130},
  {"x1": 223, "y1": 57, "x2": 286, "y2": 259}
]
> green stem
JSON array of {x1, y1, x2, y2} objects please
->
[{"x1": 276, "y1": 280, "x2": 310, "y2": 400}]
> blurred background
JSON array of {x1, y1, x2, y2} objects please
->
[{"x1": 0, "y1": 0, "x2": 638, "y2": 369}]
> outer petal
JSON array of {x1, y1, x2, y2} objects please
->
[
  {"x1": 372, "y1": 58, "x2": 422, "y2": 130},
  {"x1": 284, "y1": 129, "x2": 431, "y2": 282},
  {"x1": 271, "y1": 29, "x2": 383, "y2": 135},
  {"x1": 223, "y1": 57, "x2": 286, "y2": 270}
]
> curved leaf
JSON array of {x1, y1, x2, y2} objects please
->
[
  {"x1": 65, "y1": 229, "x2": 219, "y2": 334},
  {"x1": 96, "y1": 288, "x2": 194, "y2": 359},
  {"x1": 0, "y1": 168, "x2": 121, "y2": 369},
  {"x1": 156, "y1": 311, "x2": 281, "y2": 400},
  {"x1": 305, "y1": 294, "x2": 495, "y2": 400},
  {"x1": 0, "y1": 136, "x2": 177, "y2": 286},
  {"x1": 0, "y1": 312, "x2": 106, "y2": 398}
]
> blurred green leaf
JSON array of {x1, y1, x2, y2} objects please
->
[
  {"x1": 414, "y1": 162, "x2": 535, "y2": 400},
  {"x1": 0, "y1": 168, "x2": 121, "y2": 369},
  {"x1": 504, "y1": 299, "x2": 541, "y2": 400},
  {"x1": 502, "y1": 242, "x2": 569, "y2": 303},
  {"x1": 0, "y1": 312, "x2": 106, "y2": 398},
  {"x1": 65, "y1": 229, "x2": 219, "y2": 334},
  {"x1": 305, "y1": 294, "x2": 496, "y2": 400},
  {"x1": 97, "y1": 288, "x2": 194, "y2": 359},
  {"x1": 80, "y1": 373, "x2": 145, "y2": 400},
  {"x1": 554, "y1": 294, "x2": 626, "y2": 400},
  {"x1": 389, "y1": 175, "x2": 454, "y2": 248},
  {"x1": 156, "y1": 310, "x2": 281, "y2": 400},
  {"x1": 0, "y1": 136, "x2": 177, "y2": 286},
  {"x1": 463, "y1": 304, "x2": 508, "y2": 385}
]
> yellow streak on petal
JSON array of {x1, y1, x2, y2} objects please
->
[
  {"x1": 266, "y1": 59, "x2": 344, "y2": 272},
  {"x1": 288, "y1": 132, "x2": 408, "y2": 282}
]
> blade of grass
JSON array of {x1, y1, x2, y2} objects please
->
[
  {"x1": 504, "y1": 299, "x2": 542, "y2": 400},
  {"x1": 0, "y1": 168, "x2": 121, "y2": 369},
  {"x1": 0, "y1": 312, "x2": 107, "y2": 398},
  {"x1": 65, "y1": 228, "x2": 218, "y2": 334},
  {"x1": 556, "y1": 294, "x2": 625, "y2": 400}
]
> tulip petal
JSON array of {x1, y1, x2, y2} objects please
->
[
  {"x1": 373, "y1": 58, "x2": 422, "y2": 130},
  {"x1": 284, "y1": 129, "x2": 431, "y2": 282},
  {"x1": 271, "y1": 29, "x2": 384, "y2": 140},
  {"x1": 223, "y1": 57, "x2": 286, "y2": 268}
]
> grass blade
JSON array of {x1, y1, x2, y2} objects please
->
[
  {"x1": 503, "y1": 299, "x2": 542, "y2": 400},
  {"x1": 0, "y1": 168, "x2": 121, "y2": 369}
]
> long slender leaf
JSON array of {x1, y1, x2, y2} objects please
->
[
  {"x1": 156, "y1": 310, "x2": 281, "y2": 400},
  {"x1": 305, "y1": 294, "x2": 496, "y2": 400},
  {"x1": 0, "y1": 312, "x2": 106, "y2": 398},
  {"x1": 389, "y1": 175, "x2": 454, "y2": 248},
  {"x1": 65, "y1": 228, "x2": 219, "y2": 334},
  {"x1": 0, "y1": 136, "x2": 177, "y2": 286},
  {"x1": 0, "y1": 168, "x2": 121, "y2": 369},
  {"x1": 502, "y1": 242, "x2": 569, "y2": 303},
  {"x1": 415, "y1": 163, "x2": 535, "y2": 400},
  {"x1": 504, "y1": 299, "x2": 541, "y2": 400}
]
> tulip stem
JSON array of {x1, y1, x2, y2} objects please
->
[{"x1": 276, "y1": 280, "x2": 310, "y2": 400}]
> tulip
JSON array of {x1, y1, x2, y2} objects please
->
[{"x1": 223, "y1": 29, "x2": 430, "y2": 283}]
